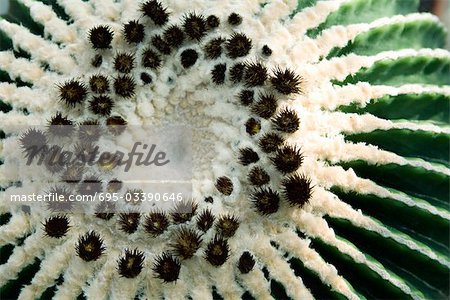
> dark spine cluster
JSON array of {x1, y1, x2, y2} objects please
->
[
  {"x1": 204, "y1": 37, "x2": 225, "y2": 59},
  {"x1": 171, "y1": 200, "x2": 198, "y2": 224},
  {"x1": 272, "y1": 108, "x2": 300, "y2": 133},
  {"x1": 48, "y1": 112, "x2": 74, "y2": 137},
  {"x1": 197, "y1": 209, "x2": 215, "y2": 232},
  {"x1": 238, "y1": 89, "x2": 254, "y2": 106},
  {"x1": 245, "y1": 118, "x2": 261, "y2": 136},
  {"x1": 19, "y1": 128, "x2": 47, "y2": 158},
  {"x1": 238, "y1": 148, "x2": 259, "y2": 166},
  {"x1": 92, "y1": 54, "x2": 103, "y2": 67},
  {"x1": 205, "y1": 235, "x2": 229, "y2": 266},
  {"x1": 216, "y1": 215, "x2": 239, "y2": 238},
  {"x1": 229, "y1": 63, "x2": 245, "y2": 83},
  {"x1": 153, "y1": 253, "x2": 181, "y2": 282},
  {"x1": 215, "y1": 176, "x2": 233, "y2": 196},
  {"x1": 243, "y1": 62, "x2": 267, "y2": 87},
  {"x1": 271, "y1": 67, "x2": 302, "y2": 95},
  {"x1": 118, "y1": 212, "x2": 141, "y2": 234},
  {"x1": 180, "y1": 49, "x2": 198, "y2": 68},
  {"x1": 282, "y1": 174, "x2": 312, "y2": 207},
  {"x1": 271, "y1": 145, "x2": 303, "y2": 174},
  {"x1": 262, "y1": 45, "x2": 272, "y2": 56},
  {"x1": 144, "y1": 211, "x2": 170, "y2": 236},
  {"x1": 114, "y1": 53, "x2": 135, "y2": 73},
  {"x1": 107, "y1": 179, "x2": 123, "y2": 193},
  {"x1": 206, "y1": 15, "x2": 220, "y2": 28},
  {"x1": 171, "y1": 227, "x2": 202, "y2": 259},
  {"x1": 61, "y1": 164, "x2": 85, "y2": 183},
  {"x1": 43, "y1": 215, "x2": 70, "y2": 238},
  {"x1": 76, "y1": 175, "x2": 102, "y2": 196},
  {"x1": 58, "y1": 80, "x2": 88, "y2": 106},
  {"x1": 141, "y1": 0, "x2": 169, "y2": 26},
  {"x1": 226, "y1": 33, "x2": 252, "y2": 59},
  {"x1": 124, "y1": 20, "x2": 145, "y2": 44},
  {"x1": 89, "y1": 75, "x2": 109, "y2": 93},
  {"x1": 142, "y1": 48, "x2": 162, "y2": 69},
  {"x1": 151, "y1": 35, "x2": 171, "y2": 55},
  {"x1": 140, "y1": 72, "x2": 153, "y2": 84},
  {"x1": 211, "y1": 63, "x2": 227, "y2": 84},
  {"x1": 89, "y1": 25, "x2": 114, "y2": 49},
  {"x1": 89, "y1": 95, "x2": 114, "y2": 116},
  {"x1": 164, "y1": 25, "x2": 185, "y2": 48},
  {"x1": 251, "y1": 187, "x2": 280, "y2": 215},
  {"x1": 98, "y1": 152, "x2": 120, "y2": 172},
  {"x1": 95, "y1": 202, "x2": 115, "y2": 220},
  {"x1": 258, "y1": 132, "x2": 284, "y2": 153},
  {"x1": 106, "y1": 116, "x2": 127, "y2": 136},
  {"x1": 117, "y1": 249, "x2": 145, "y2": 278},
  {"x1": 78, "y1": 120, "x2": 102, "y2": 141},
  {"x1": 247, "y1": 166, "x2": 270, "y2": 186},
  {"x1": 114, "y1": 75, "x2": 136, "y2": 98},
  {"x1": 75, "y1": 231, "x2": 106, "y2": 261},
  {"x1": 238, "y1": 251, "x2": 255, "y2": 274},
  {"x1": 183, "y1": 13, "x2": 207, "y2": 41},
  {"x1": 252, "y1": 93, "x2": 277, "y2": 119},
  {"x1": 228, "y1": 13, "x2": 242, "y2": 26},
  {"x1": 46, "y1": 186, "x2": 74, "y2": 212}
]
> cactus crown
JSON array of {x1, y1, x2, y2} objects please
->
[{"x1": 0, "y1": 0, "x2": 449, "y2": 299}]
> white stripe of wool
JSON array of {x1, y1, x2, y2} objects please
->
[
  {"x1": 300, "y1": 13, "x2": 441, "y2": 63},
  {"x1": 0, "y1": 83, "x2": 56, "y2": 113},
  {"x1": 312, "y1": 187, "x2": 449, "y2": 267},
  {"x1": 292, "y1": 210, "x2": 419, "y2": 299},
  {"x1": 0, "y1": 20, "x2": 76, "y2": 73},
  {"x1": 19, "y1": 0, "x2": 77, "y2": 44},
  {"x1": 0, "y1": 212, "x2": 31, "y2": 247},
  {"x1": 272, "y1": 229, "x2": 359, "y2": 300}
]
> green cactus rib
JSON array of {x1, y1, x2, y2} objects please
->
[
  {"x1": 308, "y1": 237, "x2": 410, "y2": 299},
  {"x1": 0, "y1": 69, "x2": 31, "y2": 87},
  {"x1": 288, "y1": 257, "x2": 348, "y2": 300},
  {"x1": 327, "y1": 19, "x2": 447, "y2": 59},
  {"x1": 38, "y1": 275, "x2": 64, "y2": 300},
  {"x1": 324, "y1": 217, "x2": 450, "y2": 299},
  {"x1": 290, "y1": 0, "x2": 317, "y2": 16},
  {"x1": 307, "y1": 0, "x2": 419, "y2": 38},
  {"x1": 269, "y1": 239, "x2": 353, "y2": 300},
  {"x1": 338, "y1": 93, "x2": 450, "y2": 124},
  {"x1": 0, "y1": 100, "x2": 12, "y2": 113},
  {"x1": 345, "y1": 129, "x2": 450, "y2": 166},
  {"x1": 0, "y1": 213, "x2": 11, "y2": 226},
  {"x1": 331, "y1": 188, "x2": 449, "y2": 255},
  {"x1": 337, "y1": 160, "x2": 449, "y2": 210},
  {"x1": 336, "y1": 55, "x2": 450, "y2": 86},
  {"x1": 0, "y1": 258, "x2": 41, "y2": 300},
  {"x1": 267, "y1": 276, "x2": 289, "y2": 300}
]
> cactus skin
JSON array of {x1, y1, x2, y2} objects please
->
[{"x1": 0, "y1": 0, "x2": 449, "y2": 299}]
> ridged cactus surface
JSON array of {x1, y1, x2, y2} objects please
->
[{"x1": 0, "y1": 0, "x2": 449, "y2": 299}]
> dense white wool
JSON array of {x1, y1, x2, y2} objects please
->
[
  {"x1": 0, "y1": 0, "x2": 449, "y2": 299},
  {"x1": 0, "y1": 212, "x2": 31, "y2": 247}
]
